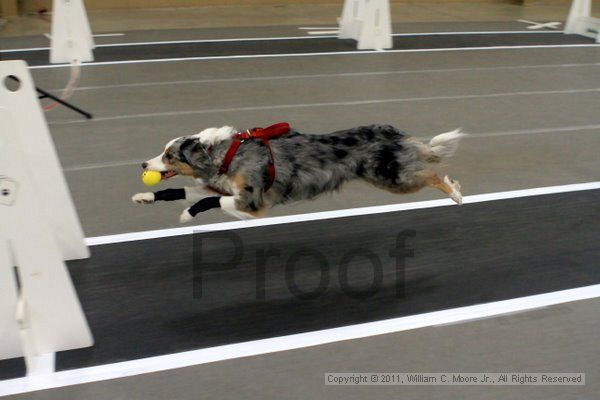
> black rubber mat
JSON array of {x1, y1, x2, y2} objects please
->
[
  {"x1": 0, "y1": 189, "x2": 598, "y2": 379},
  {"x1": 1, "y1": 32, "x2": 595, "y2": 67}
]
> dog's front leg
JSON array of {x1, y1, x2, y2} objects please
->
[
  {"x1": 132, "y1": 186, "x2": 210, "y2": 205},
  {"x1": 132, "y1": 188, "x2": 187, "y2": 204},
  {"x1": 179, "y1": 196, "x2": 222, "y2": 223},
  {"x1": 179, "y1": 195, "x2": 258, "y2": 223}
]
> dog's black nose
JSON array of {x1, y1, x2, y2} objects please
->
[{"x1": 142, "y1": 162, "x2": 148, "y2": 169}]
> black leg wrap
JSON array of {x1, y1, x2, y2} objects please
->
[
  {"x1": 188, "y1": 196, "x2": 221, "y2": 217},
  {"x1": 154, "y1": 188, "x2": 186, "y2": 201}
]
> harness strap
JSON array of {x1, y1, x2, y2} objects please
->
[{"x1": 219, "y1": 122, "x2": 290, "y2": 191}]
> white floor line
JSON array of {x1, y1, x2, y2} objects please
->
[
  {"x1": 47, "y1": 87, "x2": 600, "y2": 126},
  {"x1": 63, "y1": 159, "x2": 146, "y2": 172},
  {"x1": 94, "y1": 35, "x2": 335, "y2": 47},
  {"x1": 307, "y1": 31, "x2": 340, "y2": 35},
  {"x1": 27, "y1": 43, "x2": 600, "y2": 70},
  {"x1": 471, "y1": 123, "x2": 600, "y2": 138},
  {"x1": 299, "y1": 27, "x2": 339, "y2": 30},
  {"x1": 49, "y1": 62, "x2": 600, "y2": 92},
  {"x1": 1, "y1": 284, "x2": 598, "y2": 396},
  {"x1": 61, "y1": 123, "x2": 600, "y2": 173},
  {"x1": 1, "y1": 35, "x2": 331, "y2": 53},
  {"x1": 0, "y1": 46, "x2": 51, "y2": 52},
  {"x1": 92, "y1": 33, "x2": 125, "y2": 37},
  {"x1": 85, "y1": 181, "x2": 600, "y2": 246},
  {"x1": 392, "y1": 30, "x2": 562, "y2": 36},
  {"x1": 0, "y1": 30, "x2": 564, "y2": 53}
]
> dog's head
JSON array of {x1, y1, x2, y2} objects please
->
[{"x1": 142, "y1": 126, "x2": 235, "y2": 180}]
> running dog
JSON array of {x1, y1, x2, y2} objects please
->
[{"x1": 132, "y1": 124, "x2": 464, "y2": 223}]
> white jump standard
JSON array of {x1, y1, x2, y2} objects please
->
[
  {"x1": 565, "y1": 0, "x2": 600, "y2": 42},
  {"x1": 50, "y1": 0, "x2": 95, "y2": 64},
  {"x1": 338, "y1": 0, "x2": 392, "y2": 50},
  {"x1": 0, "y1": 60, "x2": 93, "y2": 376}
]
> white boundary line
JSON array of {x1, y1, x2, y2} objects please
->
[
  {"x1": 471, "y1": 123, "x2": 600, "y2": 138},
  {"x1": 0, "y1": 30, "x2": 564, "y2": 53},
  {"x1": 47, "y1": 88, "x2": 600, "y2": 125},
  {"x1": 299, "y1": 27, "x2": 339, "y2": 30},
  {"x1": 1, "y1": 284, "x2": 599, "y2": 396},
  {"x1": 27, "y1": 44, "x2": 600, "y2": 70},
  {"x1": 48, "y1": 63, "x2": 600, "y2": 92},
  {"x1": 92, "y1": 33, "x2": 125, "y2": 38},
  {"x1": 307, "y1": 31, "x2": 340, "y2": 35},
  {"x1": 85, "y1": 181, "x2": 600, "y2": 246}
]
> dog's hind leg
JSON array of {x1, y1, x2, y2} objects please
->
[
  {"x1": 218, "y1": 196, "x2": 262, "y2": 220},
  {"x1": 216, "y1": 174, "x2": 266, "y2": 220},
  {"x1": 226, "y1": 174, "x2": 267, "y2": 218},
  {"x1": 426, "y1": 173, "x2": 462, "y2": 205}
]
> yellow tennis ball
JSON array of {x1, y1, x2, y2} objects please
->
[{"x1": 142, "y1": 170, "x2": 162, "y2": 187}]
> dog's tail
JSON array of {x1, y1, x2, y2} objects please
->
[{"x1": 420, "y1": 129, "x2": 464, "y2": 163}]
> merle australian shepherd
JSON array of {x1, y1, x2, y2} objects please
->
[{"x1": 132, "y1": 124, "x2": 464, "y2": 223}]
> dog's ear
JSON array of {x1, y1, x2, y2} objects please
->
[
  {"x1": 177, "y1": 138, "x2": 199, "y2": 164},
  {"x1": 179, "y1": 138, "x2": 198, "y2": 154},
  {"x1": 178, "y1": 138, "x2": 211, "y2": 167}
]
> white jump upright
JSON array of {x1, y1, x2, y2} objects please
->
[
  {"x1": 338, "y1": 0, "x2": 366, "y2": 40},
  {"x1": 0, "y1": 60, "x2": 93, "y2": 375},
  {"x1": 338, "y1": 0, "x2": 392, "y2": 50},
  {"x1": 564, "y1": 0, "x2": 600, "y2": 42},
  {"x1": 50, "y1": 0, "x2": 95, "y2": 63}
]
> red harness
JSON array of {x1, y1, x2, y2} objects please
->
[{"x1": 219, "y1": 122, "x2": 291, "y2": 192}]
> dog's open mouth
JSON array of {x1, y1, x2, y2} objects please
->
[{"x1": 161, "y1": 170, "x2": 178, "y2": 180}]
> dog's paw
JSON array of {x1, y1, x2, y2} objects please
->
[
  {"x1": 444, "y1": 175, "x2": 463, "y2": 205},
  {"x1": 179, "y1": 208, "x2": 194, "y2": 224},
  {"x1": 132, "y1": 192, "x2": 155, "y2": 204}
]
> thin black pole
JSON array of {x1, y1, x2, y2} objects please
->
[
  {"x1": 8, "y1": 75, "x2": 92, "y2": 120},
  {"x1": 36, "y1": 87, "x2": 92, "y2": 119}
]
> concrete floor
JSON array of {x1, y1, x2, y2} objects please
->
[
  {"x1": 6, "y1": 298, "x2": 599, "y2": 400},
  {"x1": 24, "y1": 43, "x2": 600, "y2": 236},
  {"x1": 0, "y1": 10, "x2": 598, "y2": 400}
]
